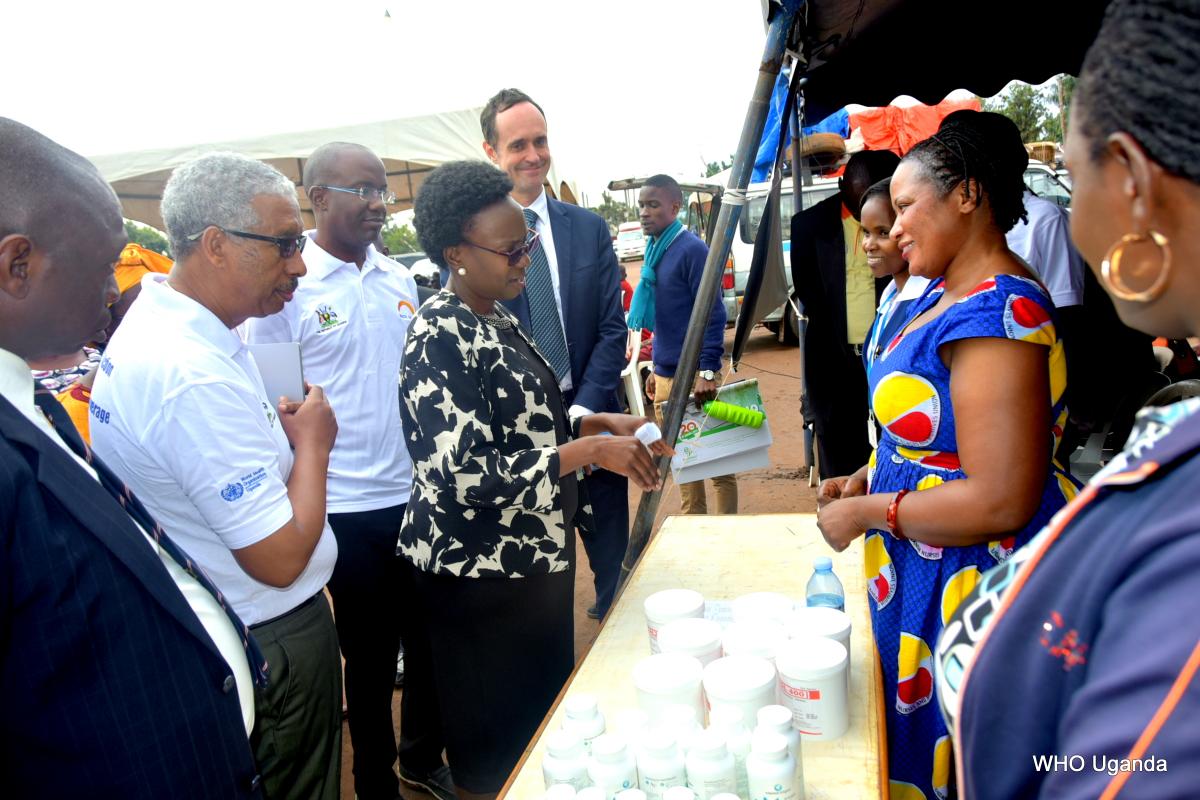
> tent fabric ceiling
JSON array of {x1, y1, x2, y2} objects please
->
[
  {"x1": 89, "y1": 107, "x2": 529, "y2": 231},
  {"x1": 795, "y1": 0, "x2": 1112, "y2": 120}
]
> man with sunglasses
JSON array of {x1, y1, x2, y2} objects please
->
[
  {"x1": 481, "y1": 89, "x2": 629, "y2": 620},
  {"x1": 244, "y1": 142, "x2": 450, "y2": 800},
  {"x1": 92, "y1": 152, "x2": 343, "y2": 800}
]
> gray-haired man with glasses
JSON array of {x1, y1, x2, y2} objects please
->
[
  {"x1": 91, "y1": 151, "x2": 343, "y2": 799},
  {"x1": 245, "y1": 142, "x2": 451, "y2": 800}
]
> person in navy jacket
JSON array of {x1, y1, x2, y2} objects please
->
[{"x1": 936, "y1": 3, "x2": 1200, "y2": 797}]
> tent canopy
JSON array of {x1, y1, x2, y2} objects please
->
[
  {"x1": 90, "y1": 107, "x2": 524, "y2": 231},
  {"x1": 793, "y1": 0, "x2": 1111, "y2": 120}
]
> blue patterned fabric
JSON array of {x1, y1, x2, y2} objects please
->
[
  {"x1": 522, "y1": 207, "x2": 571, "y2": 381},
  {"x1": 863, "y1": 273, "x2": 1079, "y2": 800}
]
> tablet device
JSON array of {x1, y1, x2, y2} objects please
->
[{"x1": 246, "y1": 342, "x2": 305, "y2": 404}]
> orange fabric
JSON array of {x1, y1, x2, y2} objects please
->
[
  {"x1": 115, "y1": 243, "x2": 173, "y2": 294},
  {"x1": 1099, "y1": 636, "x2": 1200, "y2": 800},
  {"x1": 849, "y1": 97, "x2": 983, "y2": 156},
  {"x1": 55, "y1": 383, "x2": 92, "y2": 446}
]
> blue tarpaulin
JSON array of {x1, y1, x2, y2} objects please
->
[{"x1": 752, "y1": 73, "x2": 850, "y2": 182}]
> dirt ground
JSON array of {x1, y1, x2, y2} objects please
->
[{"x1": 346, "y1": 258, "x2": 819, "y2": 798}]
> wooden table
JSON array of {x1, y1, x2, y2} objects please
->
[{"x1": 501, "y1": 513, "x2": 885, "y2": 799}]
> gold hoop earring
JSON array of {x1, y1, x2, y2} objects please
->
[
  {"x1": 456, "y1": 267, "x2": 467, "y2": 276},
  {"x1": 1101, "y1": 231, "x2": 1171, "y2": 303}
]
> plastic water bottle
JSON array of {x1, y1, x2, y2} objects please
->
[{"x1": 805, "y1": 557, "x2": 844, "y2": 611}]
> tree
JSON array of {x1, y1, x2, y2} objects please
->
[
  {"x1": 705, "y1": 157, "x2": 733, "y2": 178},
  {"x1": 984, "y1": 82, "x2": 1051, "y2": 143},
  {"x1": 381, "y1": 220, "x2": 421, "y2": 254},
  {"x1": 124, "y1": 220, "x2": 171, "y2": 256},
  {"x1": 591, "y1": 191, "x2": 637, "y2": 235},
  {"x1": 1041, "y1": 75, "x2": 1076, "y2": 143}
]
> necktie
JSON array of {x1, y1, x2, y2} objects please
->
[
  {"x1": 522, "y1": 207, "x2": 572, "y2": 382},
  {"x1": 33, "y1": 388, "x2": 270, "y2": 687}
]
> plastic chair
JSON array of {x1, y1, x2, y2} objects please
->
[{"x1": 621, "y1": 328, "x2": 647, "y2": 417}]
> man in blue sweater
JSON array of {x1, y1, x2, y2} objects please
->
[{"x1": 638, "y1": 175, "x2": 735, "y2": 514}]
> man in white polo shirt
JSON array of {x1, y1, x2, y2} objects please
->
[
  {"x1": 244, "y1": 142, "x2": 450, "y2": 800},
  {"x1": 92, "y1": 153, "x2": 342, "y2": 800}
]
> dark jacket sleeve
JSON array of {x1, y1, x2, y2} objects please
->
[{"x1": 571, "y1": 209, "x2": 627, "y2": 413}]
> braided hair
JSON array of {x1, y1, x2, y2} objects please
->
[
  {"x1": 859, "y1": 177, "x2": 893, "y2": 217},
  {"x1": 902, "y1": 110, "x2": 1030, "y2": 233},
  {"x1": 1074, "y1": 0, "x2": 1200, "y2": 183}
]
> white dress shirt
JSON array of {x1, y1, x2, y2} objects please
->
[
  {"x1": 92, "y1": 276, "x2": 337, "y2": 626},
  {"x1": 0, "y1": 344, "x2": 255, "y2": 732},
  {"x1": 1007, "y1": 190, "x2": 1085, "y2": 308},
  {"x1": 243, "y1": 240, "x2": 417, "y2": 513}
]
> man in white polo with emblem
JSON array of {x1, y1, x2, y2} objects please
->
[
  {"x1": 91, "y1": 152, "x2": 342, "y2": 800},
  {"x1": 244, "y1": 141, "x2": 451, "y2": 800}
]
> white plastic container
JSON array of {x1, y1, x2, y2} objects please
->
[
  {"x1": 662, "y1": 788, "x2": 696, "y2": 800},
  {"x1": 633, "y1": 653, "x2": 706, "y2": 723},
  {"x1": 616, "y1": 790, "x2": 649, "y2": 800},
  {"x1": 731, "y1": 592, "x2": 794, "y2": 625},
  {"x1": 709, "y1": 795, "x2": 740, "y2": 800},
  {"x1": 577, "y1": 788, "x2": 608, "y2": 800},
  {"x1": 644, "y1": 589, "x2": 705, "y2": 653},
  {"x1": 545, "y1": 784, "x2": 579, "y2": 800},
  {"x1": 753, "y1": 705, "x2": 801, "y2": 782},
  {"x1": 543, "y1": 729, "x2": 591, "y2": 790},
  {"x1": 775, "y1": 637, "x2": 849, "y2": 741},
  {"x1": 702, "y1": 655, "x2": 777, "y2": 731},
  {"x1": 589, "y1": 734, "x2": 639, "y2": 800},
  {"x1": 637, "y1": 729, "x2": 687, "y2": 799},
  {"x1": 707, "y1": 706, "x2": 751, "y2": 799},
  {"x1": 657, "y1": 618, "x2": 723, "y2": 666},
  {"x1": 720, "y1": 620, "x2": 790, "y2": 663},
  {"x1": 685, "y1": 730, "x2": 738, "y2": 799},
  {"x1": 786, "y1": 606, "x2": 852, "y2": 673},
  {"x1": 746, "y1": 731, "x2": 801, "y2": 800},
  {"x1": 613, "y1": 708, "x2": 651, "y2": 755},
  {"x1": 662, "y1": 704, "x2": 702, "y2": 754},
  {"x1": 563, "y1": 693, "x2": 607, "y2": 754}
]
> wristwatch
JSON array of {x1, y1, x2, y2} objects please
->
[{"x1": 699, "y1": 370, "x2": 716, "y2": 381}]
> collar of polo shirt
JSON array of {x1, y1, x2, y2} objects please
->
[{"x1": 300, "y1": 232, "x2": 397, "y2": 281}]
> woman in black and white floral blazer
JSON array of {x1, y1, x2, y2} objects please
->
[{"x1": 400, "y1": 160, "x2": 670, "y2": 794}]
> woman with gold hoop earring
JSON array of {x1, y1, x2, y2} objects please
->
[{"x1": 935, "y1": 2, "x2": 1200, "y2": 798}]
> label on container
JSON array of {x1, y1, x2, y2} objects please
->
[{"x1": 781, "y1": 685, "x2": 822, "y2": 701}]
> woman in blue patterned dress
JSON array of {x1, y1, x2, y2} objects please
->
[{"x1": 815, "y1": 112, "x2": 1080, "y2": 800}]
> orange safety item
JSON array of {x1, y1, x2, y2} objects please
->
[{"x1": 115, "y1": 243, "x2": 173, "y2": 294}]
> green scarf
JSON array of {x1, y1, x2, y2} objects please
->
[{"x1": 626, "y1": 219, "x2": 684, "y2": 332}]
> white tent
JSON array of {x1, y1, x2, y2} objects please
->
[{"x1": 90, "y1": 107, "x2": 566, "y2": 231}]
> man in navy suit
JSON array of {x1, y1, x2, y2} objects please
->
[
  {"x1": 0, "y1": 118, "x2": 263, "y2": 798},
  {"x1": 481, "y1": 89, "x2": 629, "y2": 619}
]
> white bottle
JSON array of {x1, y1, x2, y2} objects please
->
[
  {"x1": 589, "y1": 734, "x2": 639, "y2": 800},
  {"x1": 709, "y1": 795, "x2": 741, "y2": 800},
  {"x1": 613, "y1": 708, "x2": 652, "y2": 757},
  {"x1": 578, "y1": 788, "x2": 608, "y2": 800},
  {"x1": 755, "y1": 705, "x2": 803, "y2": 785},
  {"x1": 709, "y1": 706, "x2": 752, "y2": 799},
  {"x1": 544, "y1": 729, "x2": 592, "y2": 790},
  {"x1": 685, "y1": 730, "x2": 738, "y2": 799},
  {"x1": 637, "y1": 729, "x2": 687, "y2": 799},
  {"x1": 616, "y1": 791, "x2": 649, "y2": 800},
  {"x1": 746, "y1": 732, "x2": 801, "y2": 800},
  {"x1": 662, "y1": 788, "x2": 696, "y2": 800},
  {"x1": 564, "y1": 694, "x2": 608, "y2": 755},
  {"x1": 545, "y1": 785, "x2": 579, "y2": 800}
]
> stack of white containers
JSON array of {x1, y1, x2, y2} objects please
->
[{"x1": 542, "y1": 588, "x2": 852, "y2": 800}]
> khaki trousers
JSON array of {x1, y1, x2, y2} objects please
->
[{"x1": 653, "y1": 373, "x2": 739, "y2": 515}]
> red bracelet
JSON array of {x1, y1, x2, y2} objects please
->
[{"x1": 886, "y1": 489, "x2": 910, "y2": 539}]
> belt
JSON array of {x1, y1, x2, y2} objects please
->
[{"x1": 249, "y1": 591, "x2": 321, "y2": 630}]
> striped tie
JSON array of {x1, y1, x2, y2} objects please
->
[
  {"x1": 522, "y1": 207, "x2": 572, "y2": 382},
  {"x1": 33, "y1": 387, "x2": 271, "y2": 688}
]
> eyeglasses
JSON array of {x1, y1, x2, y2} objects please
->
[
  {"x1": 187, "y1": 227, "x2": 307, "y2": 259},
  {"x1": 463, "y1": 229, "x2": 540, "y2": 267},
  {"x1": 315, "y1": 184, "x2": 398, "y2": 205}
]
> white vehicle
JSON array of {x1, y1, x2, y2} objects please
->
[
  {"x1": 616, "y1": 222, "x2": 646, "y2": 261},
  {"x1": 1024, "y1": 161, "x2": 1072, "y2": 210}
]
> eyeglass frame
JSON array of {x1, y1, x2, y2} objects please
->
[
  {"x1": 313, "y1": 184, "x2": 398, "y2": 205},
  {"x1": 186, "y1": 226, "x2": 308, "y2": 259},
  {"x1": 461, "y1": 229, "x2": 540, "y2": 267}
]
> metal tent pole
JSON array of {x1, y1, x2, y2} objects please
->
[{"x1": 618, "y1": 0, "x2": 806, "y2": 589}]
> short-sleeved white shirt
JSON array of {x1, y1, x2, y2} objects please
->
[
  {"x1": 1007, "y1": 190, "x2": 1085, "y2": 308},
  {"x1": 243, "y1": 240, "x2": 417, "y2": 513},
  {"x1": 91, "y1": 275, "x2": 337, "y2": 625}
]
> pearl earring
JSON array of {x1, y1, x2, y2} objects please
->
[{"x1": 456, "y1": 267, "x2": 467, "y2": 276}]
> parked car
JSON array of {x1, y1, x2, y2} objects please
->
[
  {"x1": 393, "y1": 251, "x2": 440, "y2": 288},
  {"x1": 616, "y1": 221, "x2": 646, "y2": 262},
  {"x1": 1024, "y1": 161, "x2": 1072, "y2": 209}
]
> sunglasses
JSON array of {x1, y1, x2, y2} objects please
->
[
  {"x1": 462, "y1": 229, "x2": 540, "y2": 267},
  {"x1": 187, "y1": 227, "x2": 307, "y2": 259}
]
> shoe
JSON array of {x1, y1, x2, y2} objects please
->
[
  {"x1": 586, "y1": 604, "x2": 601, "y2": 620},
  {"x1": 394, "y1": 648, "x2": 405, "y2": 688},
  {"x1": 398, "y1": 764, "x2": 455, "y2": 800}
]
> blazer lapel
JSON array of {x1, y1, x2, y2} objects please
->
[
  {"x1": 0, "y1": 398, "x2": 224, "y2": 657},
  {"x1": 547, "y1": 198, "x2": 574, "y2": 317}
]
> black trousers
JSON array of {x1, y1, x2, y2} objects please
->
[
  {"x1": 804, "y1": 335, "x2": 873, "y2": 480},
  {"x1": 326, "y1": 505, "x2": 444, "y2": 800},
  {"x1": 579, "y1": 467, "x2": 628, "y2": 617}
]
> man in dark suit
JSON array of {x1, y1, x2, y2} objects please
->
[
  {"x1": 0, "y1": 118, "x2": 264, "y2": 798},
  {"x1": 791, "y1": 150, "x2": 900, "y2": 479},
  {"x1": 481, "y1": 89, "x2": 629, "y2": 619}
]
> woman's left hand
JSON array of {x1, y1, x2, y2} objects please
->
[{"x1": 816, "y1": 496, "x2": 869, "y2": 552}]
